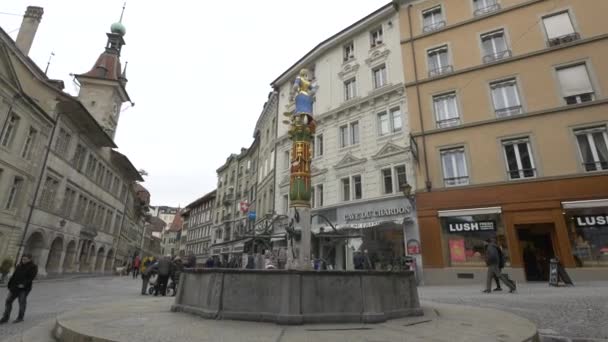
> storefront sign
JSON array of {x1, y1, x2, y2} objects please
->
[
  {"x1": 574, "y1": 215, "x2": 608, "y2": 227},
  {"x1": 407, "y1": 239, "x2": 421, "y2": 255},
  {"x1": 446, "y1": 220, "x2": 496, "y2": 233},
  {"x1": 344, "y1": 207, "x2": 410, "y2": 222}
]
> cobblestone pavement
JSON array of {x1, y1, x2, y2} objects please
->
[
  {"x1": 0, "y1": 275, "x2": 142, "y2": 341},
  {"x1": 419, "y1": 281, "x2": 608, "y2": 341}
]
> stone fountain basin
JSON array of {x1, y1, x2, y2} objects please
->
[{"x1": 171, "y1": 268, "x2": 422, "y2": 325}]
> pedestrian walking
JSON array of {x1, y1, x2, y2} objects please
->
[
  {"x1": 172, "y1": 257, "x2": 184, "y2": 293},
  {"x1": 1, "y1": 254, "x2": 38, "y2": 324},
  {"x1": 0, "y1": 258, "x2": 12, "y2": 284},
  {"x1": 493, "y1": 244, "x2": 507, "y2": 291},
  {"x1": 132, "y1": 254, "x2": 141, "y2": 279},
  {"x1": 483, "y1": 238, "x2": 516, "y2": 293},
  {"x1": 155, "y1": 255, "x2": 173, "y2": 296},
  {"x1": 141, "y1": 259, "x2": 157, "y2": 295},
  {"x1": 184, "y1": 252, "x2": 196, "y2": 268}
]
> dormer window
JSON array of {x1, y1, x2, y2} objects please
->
[
  {"x1": 343, "y1": 41, "x2": 355, "y2": 62},
  {"x1": 370, "y1": 27, "x2": 383, "y2": 48}
]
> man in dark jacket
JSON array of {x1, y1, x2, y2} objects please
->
[
  {"x1": 1, "y1": 254, "x2": 38, "y2": 323},
  {"x1": 184, "y1": 252, "x2": 196, "y2": 268},
  {"x1": 155, "y1": 256, "x2": 173, "y2": 296},
  {"x1": 483, "y1": 239, "x2": 515, "y2": 293}
]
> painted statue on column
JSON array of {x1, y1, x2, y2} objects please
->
[{"x1": 285, "y1": 68, "x2": 318, "y2": 207}]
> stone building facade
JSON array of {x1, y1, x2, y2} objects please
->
[
  {"x1": 272, "y1": 4, "x2": 419, "y2": 271},
  {"x1": 0, "y1": 6, "x2": 147, "y2": 275},
  {"x1": 183, "y1": 190, "x2": 216, "y2": 263}
]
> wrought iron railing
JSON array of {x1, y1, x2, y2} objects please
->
[
  {"x1": 495, "y1": 105, "x2": 523, "y2": 117},
  {"x1": 428, "y1": 65, "x2": 453, "y2": 78},
  {"x1": 483, "y1": 49, "x2": 512, "y2": 63},
  {"x1": 474, "y1": 3, "x2": 501, "y2": 16},
  {"x1": 507, "y1": 168, "x2": 536, "y2": 180},
  {"x1": 436, "y1": 117, "x2": 460, "y2": 128},
  {"x1": 423, "y1": 20, "x2": 446, "y2": 33},
  {"x1": 443, "y1": 176, "x2": 469, "y2": 186},
  {"x1": 549, "y1": 32, "x2": 580, "y2": 47}
]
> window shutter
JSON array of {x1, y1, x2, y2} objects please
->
[
  {"x1": 557, "y1": 65, "x2": 593, "y2": 97},
  {"x1": 543, "y1": 13, "x2": 575, "y2": 39}
]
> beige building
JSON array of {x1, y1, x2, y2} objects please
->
[
  {"x1": 0, "y1": 6, "x2": 147, "y2": 275},
  {"x1": 394, "y1": 0, "x2": 608, "y2": 283}
]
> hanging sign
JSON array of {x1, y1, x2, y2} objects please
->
[{"x1": 406, "y1": 239, "x2": 421, "y2": 255}]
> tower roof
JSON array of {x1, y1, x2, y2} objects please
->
[
  {"x1": 79, "y1": 42, "x2": 123, "y2": 81},
  {"x1": 169, "y1": 209, "x2": 184, "y2": 232}
]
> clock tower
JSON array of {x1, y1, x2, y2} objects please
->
[{"x1": 75, "y1": 17, "x2": 130, "y2": 139}]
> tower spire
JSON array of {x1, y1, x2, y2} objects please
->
[{"x1": 119, "y1": 2, "x2": 126, "y2": 23}]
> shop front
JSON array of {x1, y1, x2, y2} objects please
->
[
  {"x1": 417, "y1": 175, "x2": 608, "y2": 285},
  {"x1": 311, "y1": 196, "x2": 420, "y2": 273}
]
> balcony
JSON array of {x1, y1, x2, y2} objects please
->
[
  {"x1": 495, "y1": 105, "x2": 523, "y2": 118},
  {"x1": 444, "y1": 176, "x2": 469, "y2": 187},
  {"x1": 565, "y1": 93, "x2": 594, "y2": 105},
  {"x1": 483, "y1": 49, "x2": 512, "y2": 64},
  {"x1": 422, "y1": 21, "x2": 446, "y2": 33},
  {"x1": 582, "y1": 161, "x2": 608, "y2": 172},
  {"x1": 549, "y1": 32, "x2": 580, "y2": 47},
  {"x1": 428, "y1": 65, "x2": 453, "y2": 78},
  {"x1": 474, "y1": 3, "x2": 501, "y2": 17}
]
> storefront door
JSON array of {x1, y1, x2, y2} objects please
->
[{"x1": 517, "y1": 224, "x2": 556, "y2": 281}]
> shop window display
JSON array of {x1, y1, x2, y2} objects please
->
[
  {"x1": 441, "y1": 214, "x2": 509, "y2": 267},
  {"x1": 566, "y1": 212, "x2": 608, "y2": 267}
]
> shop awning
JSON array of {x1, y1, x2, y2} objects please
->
[
  {"x1": 438, "y1": 207, "x2": 502, "y2": 217},
  {"x1": 562, "y1": 199, "x2": 608, "y2": 209}
]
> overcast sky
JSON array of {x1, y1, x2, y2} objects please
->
[{"x1": 1, "y1": 0, "x2": 388, "y2": 207}]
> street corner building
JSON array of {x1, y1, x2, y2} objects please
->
[
  {"x1": 0, "y1": 6, "x2": 156, "y2": 276},
  {"x1": 393, "y1": 0, "x2": 608, "y2": 284}
]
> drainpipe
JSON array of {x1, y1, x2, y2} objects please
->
[
  {"x1": 407, "y1": 4, "x2": 432, "y2": 191},
  {"x1": 15, "y1": 110, "x2": 60, "y2": 267}
]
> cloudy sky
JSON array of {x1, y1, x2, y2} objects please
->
[{"x1": 1, "y1": 0, "x2": 387, "y2": 207}]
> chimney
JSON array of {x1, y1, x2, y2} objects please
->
[{"x1": 15, "y1": 6, "x2": 44, "y2": 56}]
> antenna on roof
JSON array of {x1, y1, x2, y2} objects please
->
[{"x1": 44, "y1": 52, "x2": 55, "y2": 75}]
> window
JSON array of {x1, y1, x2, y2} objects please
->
[
  {"x1": 557, "y1": 64, "x2": 595, "y2": 105},
  {"x1": 441, "y1": 147, "x2": 469, "y2": 186},
  {"x1": 490, "y1": 79, "x2": 522, "y2": 117},
  {"x1": 381, "y1": 165, "x2": 407, "y2": 194},
  {"x1": 382, "y1": 168, "x2": 393, "y2": 194},
  {"x1": 39, "y1": 176, "x2": 60, "y2": 210},
  {"x1": 427, "y1": 46, "x2": 452, "y2": 77},
  {"x1": 353, "y1": 175, "x2": 362, "y2": 200},
  {"x1": 341, "y1": 175, "x2": 362, "y2": 201},
  {"x1": 377, "y1": 107, "x2": 402, "y2": 136},
  {"x1": 72, "y1": 144, "x2": 87, "y2": 171},
  {"x1": 60, "y1": 188, "x2": 77, "y2": 217},
  {"x1": 120, "y1": 184, "x2": 127, "y2": 201},
  {"x1": 315, "y1": 134, "x2": 324, "y2": 157},
  {"x1": 481, "y1": 29, "x2": 510, "y2": 63},
  {"x1": 114, "y1": 213, "x2": 122, "y2": 233},
  {"x1": 422, "y1": 6, "x2": 445, "y2": 32},
  {"x1": 316, "y1": 184, "x2": 324, "y2": 207},
  {"x1": 473, "y1": 0, "x2": 500, "y2": 16},
  {"x1": 74, "y1": 195, "x2": 87, "y2": 221},
  {"x1": 343, "y1": 41, "x2": 354, "y2": 61},
  {"x1": 543, "y1": 12, "x2": 579, "y2": 46},
  {"x1": 1, "y1": 113, "x2": 20, "y2": 148},
  {"x1": 54, "y1": 128, "x2": 72, "y2": 158},
  {"x1": 372, "y1": 64, "x2": 387, "y2": 88},
  {"x1": 112, "y1": 176, "x2": 120, "y2": 195},
  {"x1": 21, "y1": 127, "x2": 37, "y2": 160},
  {"x1": 5, "y1": 177, "x2": 24, "y2": 210},
  {"x1": 433, "y1": 92, "x2": 460, "y2": 128},
  {"x1": 270, "y1": 150, "x2": 275, "y2": 170},
  {"x1": 341, "y1": 177, "x2": 350, "y2": 201},
  {"x1": 284, "y1": 150, "x2": 290, "y2": 170},
  {"x1": 350, "y1": 121, "x2": 360, "y2": 145},
  {"x1": 104, "y1": 170, "x2": 112, "y2": 189},
  {"x1": 96, "y1": 163, "x2": 105, "y2": 184},
  {"x1": 370, "y1": 27, "x2": 383, "y2": 47},
  {"x1": 339, "y1": 125, "x2": 348, "y2": 148},
  {"x1": 344, "y1": 78, "x2": 357, "y2": 100},
  {"x1": 575, "y1": 126, "x2": 608, "y2": 172},
  {"x1": 502, "y1": 138, "x2": 536, "y2": 179},
  {"x1": 85, "y1": 155, "x2": 97, "y2": 178}
]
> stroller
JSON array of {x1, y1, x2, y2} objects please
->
[{"x1": 146, "y1": 273, "x2": 176, "y2": 296}]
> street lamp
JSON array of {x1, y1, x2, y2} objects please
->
[{"x1": 401, "y1": 182, "x2": 416, "y2": 211}]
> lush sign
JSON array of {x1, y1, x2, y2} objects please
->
[
  {"x1": 574, "y1": 215, "x2": 608, "y2": 227},
  {"x1": 447, "y1": 220, "x2": 496, "y2": 233}
]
